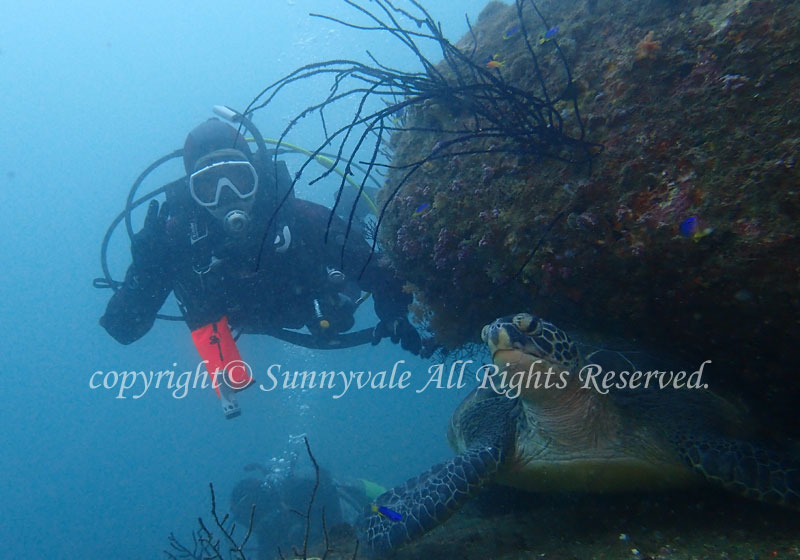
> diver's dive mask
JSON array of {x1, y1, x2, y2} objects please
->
[{"x1": 189, "y1": 149, "x2": 259, "y2": 235}]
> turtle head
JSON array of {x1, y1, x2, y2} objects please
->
[{"x1": 482, "y1": 313, "x2": 581, "y2": 371}]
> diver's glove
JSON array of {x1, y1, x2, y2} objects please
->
[
  {"x1": 372, "y1": 316, "x2": 421, "y2": 355},
  {"x1": 131, "y1": 199, "x2": 170, "y2": 272}
]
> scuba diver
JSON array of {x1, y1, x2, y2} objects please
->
[
  {"x1": 230, "y1": 447, "x2": 380, "y2": 559},
  {"x1": 98, "y1": 109, "x2": 423, "y2": 418}
]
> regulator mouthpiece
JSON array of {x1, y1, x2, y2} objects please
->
[
  {"x1": 223, "y1": 209, "x2": 250, "y2": 235},
  {"x1": 327, "y1": 267, "x2": 346, "y2": 285}
]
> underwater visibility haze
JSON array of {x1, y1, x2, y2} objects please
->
[{"x1": 1, "y1": 0, "x2": 799, "y2": 559}]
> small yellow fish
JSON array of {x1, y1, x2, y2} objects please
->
[
  {"x1": 483, "y1": 54, "x2": 505, "y2": 68},
  {"x1": 691, "y1": 227, "x2": 714, "y2": 242}
]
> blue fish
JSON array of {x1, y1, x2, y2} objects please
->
[
  {"x1": 679, "y1": 216, "x2": 698, "y2": 237},
  {"x1": 413, "y1": 202, "x2": 430, "y2": 216},
  {"x1": 371, "y1": 504, "x2": 403, "y2": 522},
  {"x1": 539, "y1": 26, "x2": 559, "y2": 45},
  {"x1": 502, "y1": 25, "x2": 520, "y2": 40}
]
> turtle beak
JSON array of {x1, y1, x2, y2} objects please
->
[
  {"x1": 481, "y1": 323, "x2": 493, "y2": 344},
  {"x1": 482, "y1": 321, "x2": 503, "y2": 360},
  {"x1": 483, "y1": 319, "x2": 528, "y2": 362}
]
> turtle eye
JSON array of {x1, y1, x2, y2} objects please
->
[
  {"x1": 513, "y1": 313, "x2": 534, "y2": 333},
  {"x1": 520, "y1": 314, "x2": 542, "y2": 336}
]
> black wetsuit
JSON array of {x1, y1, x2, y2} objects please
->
[{"x1": 101, "y1": 190, "x2": 410, "y2": 345}]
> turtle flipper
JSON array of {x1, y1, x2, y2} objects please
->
[
  {"x1": 360, "y1": 393, "x2": 520, "y2": 556},
  {"x1": 361, "y1": 445, "x2": 502, "y2": 555},
  {"x1": 675, "y1": 433, "x2": 800, "y2": 509}
]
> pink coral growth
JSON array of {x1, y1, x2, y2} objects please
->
[{"x1": 433, "y1": 228, "x2": 454, "y2": 269}]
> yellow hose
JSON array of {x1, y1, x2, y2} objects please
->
[{"x1": 246, "y1": 137, "x2": 380, "y2": 215}]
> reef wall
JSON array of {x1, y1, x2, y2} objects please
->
[{"x1": 381, "y1": 0, "x2": 800, "y2": 432}]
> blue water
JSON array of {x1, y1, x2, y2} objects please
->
[{"x1": 0, "y1": 1, "x2": 491, "y2": 557}]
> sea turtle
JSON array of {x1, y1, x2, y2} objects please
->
[{"x1": 360, "y1": 312, "x2": 800, "y2": 555}]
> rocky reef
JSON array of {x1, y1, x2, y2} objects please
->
[{"x1": 381, "y1": 0, "x2": 800, "y2": 433}]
